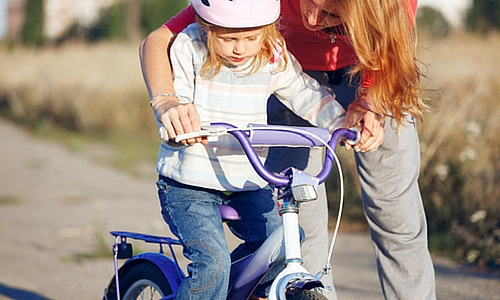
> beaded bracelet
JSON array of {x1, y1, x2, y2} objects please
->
[{"x1": 150, "y1": 93, "x2": 179, "y2": 104}]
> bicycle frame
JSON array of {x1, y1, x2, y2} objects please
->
[{"x1": 103, "y1": 123, "x2": 358, "y2": 300}]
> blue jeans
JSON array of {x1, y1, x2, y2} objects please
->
[{"x1": 156, "y1": 175, "x2": 281, "y2": 300}]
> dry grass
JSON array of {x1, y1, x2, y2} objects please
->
[
  {"x1": 417, "y1": 32, "x2": 500, "y2": 267},
  {"x1": 418, "y1": 32, "x2": 500, "y2": 214},
  {"x1": 0, "y1": 41, "x2": 154, "y2": 135},
  {"x1": 0, "y1": 41, "x2": 159, "y2": 177}
]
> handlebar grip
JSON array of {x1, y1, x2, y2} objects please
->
[
  {"x1": 344, "y1": 127, "x2": 360, "y2": 145},
  {"x1": 174, "y1": 131, "x2": 209, "y2": 143},
  {"x1": 158, "y1": 126, "x2": 218, "y2": 143}
]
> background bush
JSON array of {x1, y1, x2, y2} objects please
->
[
  {"x1": 417, "y1": 6, "x2": 450, "y2": 38},
  {"x1": 21, "y1": 0, "x2": 44, "y2": 46},
  {"x1": 466, "y1": 0, "x2": 500, "y2": 33},
  {"x1": 70, "y1": 0, "x2": 187, "y2": 43}
]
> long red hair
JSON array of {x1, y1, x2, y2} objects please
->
[{"x1": 334, "y1": 0, "x2": 426, "y2": 126}]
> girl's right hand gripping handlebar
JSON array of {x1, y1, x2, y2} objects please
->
[{"x1": 158, "y1": 123, "x2": 359, "y2": 187}]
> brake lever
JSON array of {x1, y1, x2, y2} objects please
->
[
  {"x1": 158, "y1": 125, "x2": 227, "y2": 143},
  {"x1": 173, "y1": 130, "x2": 211, "y2": 143}
]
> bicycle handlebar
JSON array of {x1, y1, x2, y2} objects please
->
[{"x1": 159, "y1": 123, "x2": 359, "y2": 187}]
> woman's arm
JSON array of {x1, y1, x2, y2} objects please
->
[
  {"x1": 139, "y1": 26, "x2": 176, "y2": 100},
  {"x1": 141, "y1": 28, "x2": 203, "y2": 145},
  {"x1": 139, "y1": 5, "x2": 196, "y2": 99},
  {"x1": 139, "y1": 7, "x2": 202, "y2": 145},
  {"x1": 271, "y1": 54, "x2": 346, "y2": 132},
  {"x1": 139, "y1": 6, "x2": 196, "y2": 100}
]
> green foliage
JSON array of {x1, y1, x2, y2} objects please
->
[
  {"x1": 85, "y1": 0, "x2": 187, "y2": 42},
  {"x1": 21, "y1": 0, "x2": 44, "y2": 46},
  {"x1": 466, "y1": 0, "x2": 500, "y2": 33},
  {"x1": 98, "y1": 1, "x2": 127, "y2": 41},
  {"x1": 416, "y1": 6, "x2": 450, "y2": 38},
  {"x1": 141, "y1": 0, "x2": 188, "y2": 34}
]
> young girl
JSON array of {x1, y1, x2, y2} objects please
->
[{"x1": 149, "y1": 0, "x2": 345, "y2": 299}]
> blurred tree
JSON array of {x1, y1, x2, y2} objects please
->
[
  {"x1": 22, "y1": 0, "x2": 44, "y2": 46},
  {"x1": 126, "y1": 0, "x2": 142, "y2": 41},
  {"x1": 416, "y1": 6, "x2": 450, "y2": 38},
  {"x1": 93, "y1": 0, "x2": 127, "y2": 41},
  {"x1": 141, "y1": 0, "x2": 187, "y2": 35},
  {"x1": 86, "y1": 0, "x2": 187, "y2": 42},
  {"x1": 466, "y1": 0, "x2": 500, "y2": 33}
]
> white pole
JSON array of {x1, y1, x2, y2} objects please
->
[{"x1": 282, "y1": 212, "x2": 302, "y2": 262}]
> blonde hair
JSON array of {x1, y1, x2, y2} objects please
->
[
  {"x1": 197, "y1": 16, "x2": 288, "y2": 79},
  {"x1": 334, "y1": 0, "x2": 427, "y2": 126}
]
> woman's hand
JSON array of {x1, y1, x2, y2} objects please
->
[
  {"x1": 343, "y1": 97, "x2": 384, "y2": 152},
  {"x1": 151, "y1": 97, "x2": 207, "y2": 146}
]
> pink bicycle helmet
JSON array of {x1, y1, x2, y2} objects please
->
[{"x1": 191, "y1": 0, "x2": 280, "y2": 28}]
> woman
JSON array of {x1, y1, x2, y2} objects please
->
[{"x1": 139, "y1": 0, "x2": 436, "y2": 299}]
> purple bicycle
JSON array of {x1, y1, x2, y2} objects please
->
[{"x1": 102, "y1": 123, "x2": 359, "y2": 300}]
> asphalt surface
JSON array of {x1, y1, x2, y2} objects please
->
[{"x1": 0, "y1": 118, "x2": 499, "y2": 300}]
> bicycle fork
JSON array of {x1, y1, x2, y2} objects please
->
[{"x1": 268, "y1": 167, "x2": 327, "y2": 300}]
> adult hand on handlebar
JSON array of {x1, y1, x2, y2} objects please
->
[
  {"x1": 151, "y1": 98, "x2": 207, "y2": 146},
  {"x1": 342, "y1": 97, "x2": 384, "y2": 152}
]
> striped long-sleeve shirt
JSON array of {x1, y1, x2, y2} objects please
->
[{"x1": 156, "y1": 23, "x2": 345, "y2": 192}]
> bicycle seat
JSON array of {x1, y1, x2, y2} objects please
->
[{"x1": 219, "y1": 205, "x2": 239, "y2": 222}]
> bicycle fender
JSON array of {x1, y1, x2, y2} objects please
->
[
  {"x1": 286, "y1": 278, "x2": 324, "y2": 297},
  {"x1": 268, "y1": 264, "x2": 321, "y2": 300},
  {"x1": 120, "y1": 252, "x2": 185, "y2": 292}
]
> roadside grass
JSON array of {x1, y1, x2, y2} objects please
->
[
  {"x1": 0, "y1": 195, "x2": 22, "y2": 206},
  {"x1": 66, "y1": 231, "x2": 111, "y2": 262},
  {"x1": 1, "y1": 33, "x2": 499, "y2": 269},
  {"x1": 66, "y1": 230, "x2": 148, "y2": 263}
]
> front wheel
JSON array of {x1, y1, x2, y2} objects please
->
[
  {"x1": 105, "y1": 261, "x2": 173, "y2": 300},
  {"x1": 288, "y1": 290, "x2": 329, "y2": 300}
]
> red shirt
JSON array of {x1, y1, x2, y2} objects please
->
[{"x1": 164, "y1": 0, "x2": 418, "y2": 80}]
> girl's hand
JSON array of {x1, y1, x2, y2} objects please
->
[
  {"x1": 343, "y1": 97, "x2": 384, "y2": 152},
  {"x1": 151, "y1": 97, "x2": 207, "y2": 146}
]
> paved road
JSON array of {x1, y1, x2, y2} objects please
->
[{"x1": 0, "y1": 118, "x2": 499, "y2": 300}]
